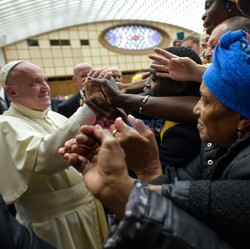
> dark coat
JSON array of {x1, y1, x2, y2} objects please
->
[
  {"x1": 162, "y1": 180, "x2": 250, "y2": 249},
  {"x1": 0, "y1": 194, "x2": 56, "y2": 249},
  {"x1": 147, "y1": 133, "x2": 250, "y2": 248},
  {"x1": 0, "y1": 102, "x2": 5, "y2": 114},
  {"x1": 57, "y1": 92, "x2": 81, "y2": 118},
  {"x1": 107, "y1": 134, "x2": 250, "y2": 249},
  {"x1": 160, "y1": 123, "x2": 201, "y2": 170},
  {"x1": 5, "y1": 92, "x2": 11, "y2": 107},
  {"x1": 50, "y1": 98, "x2": 63, "y2": 112},
  {"x1": 104, "y1": 181, "x2": 234, "y2": 249},
  {"x1": 156, "y1": 132, "x2": 250, "y2": 183},
  {"x1": 0, "y1": 92, "x2": 10, "y2": 114}
]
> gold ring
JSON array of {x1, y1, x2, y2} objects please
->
[
  {"x1": 111, "y1": 129, "x2": 119, "y2": 137},
  {"x1": 98, "y1": 74, "x2": 104, "y2": 79},
  {"x1": 165, "y1": 66, "x2": 168, "y2": 72},
  {"x1": 92, "y1": 146, "x2": 100, "y2": 154}
]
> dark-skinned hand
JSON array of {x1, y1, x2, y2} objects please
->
[{"x1": 85, "y1": 96, "x2": 128, "y2": 128}]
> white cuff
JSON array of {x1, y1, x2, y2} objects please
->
[{"x1": 73, "y1": 104, "x2": 96, "y2": 126}]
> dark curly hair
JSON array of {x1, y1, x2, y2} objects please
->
[{"x1": 165, "y1": 46, "x2": 202, "y2": 65}]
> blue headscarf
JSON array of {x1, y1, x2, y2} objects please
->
[{"x1": 203, "y1": 30, "x2": 250, "y2": 119}]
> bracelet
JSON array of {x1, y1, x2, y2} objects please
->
[{"x1": 139, "y1": 95, "x2": 150, "y2": 114}]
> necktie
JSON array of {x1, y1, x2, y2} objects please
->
[{"x1": 0, "y1": 96, "x2": 7, "y2": 112}]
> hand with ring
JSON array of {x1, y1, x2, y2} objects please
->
[
  {"x1": 109, "y1": 115, "x2": 163, "y2": 182},
  {"x1": 58, "y1": 129, "x2": 101, "y2": 172},
  {"x1": 149, "y1": 47, "x2": 205, "y2": 83},
  {"x1": 59, "y1": 124, "x2": 134, "y2": 218},
  {"x1": 111, "y1": 129, "x2": 119, "y2": 137}
]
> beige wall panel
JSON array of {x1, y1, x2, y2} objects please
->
[
  {"x1": 39, "y1": 40, "x2": 50, "y2": 48},
  {"x1": 51, "y1": 48, "x2": 63, "y2": 58},
  {"x1": 16, "y1": 41, "x2": 28, "y2": 49},
  {"x1": 30, "y1": 49, "x2": 42, "y2": 58},
  {"x1": 59, "y1": 30, "x2": 69, "y2": 39},
  {"x1": 71, "y1": 40, "x2": 81, "y2": 48},
  {"x1": 17, "y1": 50, "x2": 30, "y2": 59},
  {"x1": 41, "y1": 49, "x2": 52, "y2": 58},
  {"x1": 43, "y1": 58, "x2": 54, "y2": 67},
  {"x1": 4, "y1": 50, "x2": 18, "y2": 59},
  {"x1": 64, "y1": 57, "x2": 74, "y2": 66},
  {"x1": 69, "y1": 30, "x2": 79, "y2": 39}
]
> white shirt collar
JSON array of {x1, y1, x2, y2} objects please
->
[{"x1": 0, "y1": 87, "x2": 5, "y2": 100}]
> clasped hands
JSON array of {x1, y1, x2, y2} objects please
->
[{"x1": 58, "y1": 115, "x2": 162, "y2": 217}]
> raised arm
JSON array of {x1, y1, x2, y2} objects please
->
[
  {"x1": 149, "y1": 47, "x2": 206, "y2": 83},
  {"x1": 88, "y1": 76, "x2": 199, "y2": 123}
]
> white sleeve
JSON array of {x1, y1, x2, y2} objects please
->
[{"x1": 73, "y1": 104, "x2": 96, "y2": 126}]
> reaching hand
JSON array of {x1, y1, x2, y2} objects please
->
[
  {"x1": 110, "y1": 115, "x2": 163, "y2": 182},
  {"x1": 85, "y1": 96, "x2": 128, "y2": 128},
  {"x1": 83, "y1": 68, "x2": 107, "y2": 100},
  {"x1": 58, "y1": 125, "x2": 134, "y2": 218},
  {"x1": 149, "y1": 47, "x2": 205, "y2": 83},
  {"x1": 87, "y1": 74, "x2": 124, "y2": 105}
]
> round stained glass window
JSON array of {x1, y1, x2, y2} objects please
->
[{"x1": 104, "y1": 24, "x2": 163, "y2": 50}]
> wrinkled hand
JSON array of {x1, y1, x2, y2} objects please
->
[
  {"x1": 110, "y1": 115, "x2": 162, "y2": 182},
  {"x1": 149, "y1": 47, "x2": 203, "y2": 83},
  {"x1": 85, "y1": 96, "x2": 128, "y2": 128},
  {"x1": 58, "y1": 134, "x2": 99, "y2": 171},
  {"x1": 58, "y1": 125, "x2": 134, "y2": 218}
]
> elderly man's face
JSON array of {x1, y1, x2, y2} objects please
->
[
  {"x1": 6, "y1": 62, "x2": 51, "y2": 111},
  {"x1": 110, "y1": 68, "x2": 122, "y2": 82},
  {"x1": 204, "y1": 23, "x2": 228, "y2": 62},
  {"x1": 73, "y1": 64, "x2": 93, "y2": 90},
  {"x1": 202, "y1": 0, "x2": 232, "y2": 34},
  {"x1": 193, "y1": 82, "x2": 240, "y2": 148}
]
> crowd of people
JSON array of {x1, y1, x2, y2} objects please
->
[{"x1": 0, "y1": 0, "x2": 250, "y2": 248}]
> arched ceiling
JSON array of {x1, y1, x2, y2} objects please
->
[{"x1": 0, "y1": 0, "x2": 205, "y2": 47}]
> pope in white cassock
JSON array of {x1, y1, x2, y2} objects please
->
[{"x1": 0, "y1": 61, "x2": 108, "y2": 249}]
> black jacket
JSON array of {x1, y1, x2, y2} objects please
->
[
  {"x1": 57, "y1": 92, "x2": 81, "y2": 118},
  {"x1": 50, "y1": 98, "x2": 63, "y2": 112},
  {"x1": 0, "y1": 194, "x2": 56, "y2": 249},
  {"x1": 162, "y1": 132, "x2": 250, "y2": 182},
  {"x1": 104, "y1": 181, "x2": 233, "y2": 249},
  {"x1": 0, "y1": 92, "x2": 10, "y2": 115},
  {"x1": 160, "y1": 123, "x2": 201, "y2": 170},
  {"x1": 162, "y1": 180, "x2": 250, "y2": 249}
]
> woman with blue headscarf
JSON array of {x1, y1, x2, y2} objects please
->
[{"x1": 59, "y1": 30, "x2": 250, "y2": 249}]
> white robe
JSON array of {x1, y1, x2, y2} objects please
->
[{"x1": 0, "y1": 102, "x2": 107, "y2": 249}]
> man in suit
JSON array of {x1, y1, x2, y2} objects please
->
[
  {"x1": 50, "y1": 97, "x2": 63, "y2": 112},
  {"x1": 57, "y1": 63, "x2": 93, "y2": 118}
]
